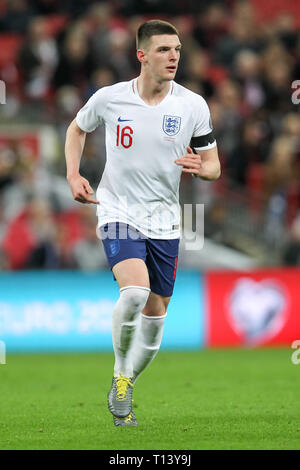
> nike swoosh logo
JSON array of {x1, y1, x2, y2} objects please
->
[{"x1": 118, "y1": 117, "x2": 133, "y2": 122}]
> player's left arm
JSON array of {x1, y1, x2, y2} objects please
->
[
  {"x1": 175, "y1": 94, "x2": 221, "y2": 180},
  {"x1": 175, "y1": 145, "x2": 221, "y2": 181}
]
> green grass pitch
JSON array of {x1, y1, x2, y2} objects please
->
[{"x1": 0, "y1": 349, "x2": 299, "y2": 450}]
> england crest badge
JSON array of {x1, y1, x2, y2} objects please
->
[
  {"x1": 163, "y1": 115, "x2": 181, "y2": 136},
  {"x1": 108, "y1": 239, "x2": 120, "y2": 257}
]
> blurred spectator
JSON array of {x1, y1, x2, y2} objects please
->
[
  {"x1": 0, "y1": 143, "x2": 18, "y2": 191},
  {"x1": 106, "y1": 28, "x2": 136, "y2": 82},
  {"x1": 120, "y1": 0, "x2": 181, "y2": 16},
  {"x1": 214, "y1": 1, "x2": 264, "y2": 67},
  {"x1": 0, "y1": 139, "x2": 74, "y2": 221},
  {"x1": 65, "y1": 0, "x2": 94, "y2": 19},
  {"x1": 18, "y1": 16, "x2": 58, "y2": 99},
  {"x1": 0, "y1": 201, "x2": 9, "y2": 269},
  {"x1": 52, "y1": 28, "x2": 96, "y2": 92},
  {"x1": 292, "y1": 34, "x2": 300, "y2": 82},
  {"x1": 274, "y1": 12, "x2": 298, "y2": 54},
  {"x1": 79, "y1": 136, "x2": 104, "y2": 189},
  {"x1": 88, "y1": 3, "x2": 114, "y2": 68},
  {"x1": 192, "y1": 3, "x2": 229, "y2": 51},
  {"x1": 261, "y1": 41, "x2": 294, "y2": 115},
  {"x1": 55, "y1": 85, "x2": 82, "y2": 121},
  {"x1": 232, "y1": 50, "x2": 265, "y2": 110},
  {"x1": 213, "y1": 78, "x2": 244, "y2": 157},
  {"x1": 281, "y1": 113, "x2": 300, "y2": 149},
  {"x1": 1, "y1": 144, "x2": 41, "y2": 221},
  {"x1": 88, "y1": 67, "x2": 116, "y2": 96},
  {"x1": 1, "y1": 199, "x2": 54, "y2": 269},
  {"x1": 24, "y1": 198, "x2": 59, "y2": 268},
  {"x1": 185, "y1": 49, "x2": 215, "y2": 98},
  {"x1": 29, "y1": 0, "x2": 63, "y2": 15},
  {"x1": 227, "y1": 117, "x2": 270, "y2": 187},
  {"x1": 2, "y1": 198, "x2": 80, "y2": 269},
  {"x1": 264, "y1": 137, "x2": 299, "y2": 203},
  {"x1": 72, "y1": 206, "x2": 107, "y2": 270},
  {"x1": 26, "y1": 220, "x2": 77, "y2": 269},
  {"x1": 282, "y1": 211, "x2": 300, "y2": 265},
  {"x1": 0, "y1": 0, "x2": 34, "y2": 34}
]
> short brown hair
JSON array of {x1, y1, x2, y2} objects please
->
[{"x1": 136, "y1": 19, "x2": 179, "y2": 50}]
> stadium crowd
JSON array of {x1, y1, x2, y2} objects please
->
[{"x1": 0, "y1": 0, "x2": 300, "y2": 269}]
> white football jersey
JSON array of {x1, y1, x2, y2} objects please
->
[{"x1": 76, "y1": 78, "x2": 216, "y2": 239}]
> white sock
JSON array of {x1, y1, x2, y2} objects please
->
[
  {"x1": 112, "y1": 286, "x2": 150, "y2": 378},
  {"x1": 131, "y1": 313, "x2": 167, "y2": 382}
]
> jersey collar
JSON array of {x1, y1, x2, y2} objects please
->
[{"x1": 132, "y1": 78, "x2": 174, "y2": 107}]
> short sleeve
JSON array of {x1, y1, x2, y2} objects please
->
[
  {"x1": 191, "y1": 96, "x2": 216, "y2": 150},
  {"x1": 76, "y1": 88, "x2": 108, "y2": 133}
]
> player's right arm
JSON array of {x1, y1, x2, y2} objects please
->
[{"x1": 65, "y1": 118, "x2": 99, "y2": 205}]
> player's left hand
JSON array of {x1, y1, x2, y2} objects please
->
[{"x1": 174, "y1": 146, "x2": 202, "y2": 177}]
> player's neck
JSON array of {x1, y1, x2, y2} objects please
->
[{"x1": 137, "y1": 75, "x2": 171, "y2": 106}]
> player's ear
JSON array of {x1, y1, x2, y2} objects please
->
[{"x1": 137, "y1": 49, "x2": 146, "y2": 64}]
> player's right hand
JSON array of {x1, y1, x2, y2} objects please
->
[{"x1": 67, "y1": 174, "x2": 99, "y2": 204}]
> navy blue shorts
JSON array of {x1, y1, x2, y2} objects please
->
[{"x1": 99, "y1": 222, "x2": 179, "y2": 297}]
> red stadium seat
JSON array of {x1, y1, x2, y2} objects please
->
[
  {"x1": 44, "y1": 14, "x2": 69, "y2": 37},
  {"x1": 0, "y1": 34, "x2": 22, "y2": 69},
  {"x1": 247, "y1": 162, "x2": 264, "y2": 214},
  {"x1": 286, "y1": 182, "x2": 300, "y2": 227},
  {"x1": 54, "y1": 210, "x2": 84, "y2": 245},
  {"x1": 251, "y1": 0, "x2": 300, "y2": 26},
  {"x1": 2, "y1": 211, "x2": 36, "y2": 270},
  {"x1": 208, "y1": 65, "x2": 228, "y2": 85}
]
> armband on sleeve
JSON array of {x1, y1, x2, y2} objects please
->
[{"x1": 190, "y1": 131, "x2": 216, "y2": 149}]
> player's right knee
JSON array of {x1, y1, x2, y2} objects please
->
[{"x1": 120, "y1": 286, "x2": 150, "y2": 320}]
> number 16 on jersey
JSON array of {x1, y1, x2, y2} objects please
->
[{"x1": 116, "y1": 125, "x2": 133, "y2": 149}]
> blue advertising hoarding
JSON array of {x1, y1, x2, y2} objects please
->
[{"x1": 0, "y1": 270, "x2": 204, "y2": 352}]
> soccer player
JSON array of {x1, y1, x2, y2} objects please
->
[{"x1": 65, "y1": 19, "x2": 220, "y2": 426}]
